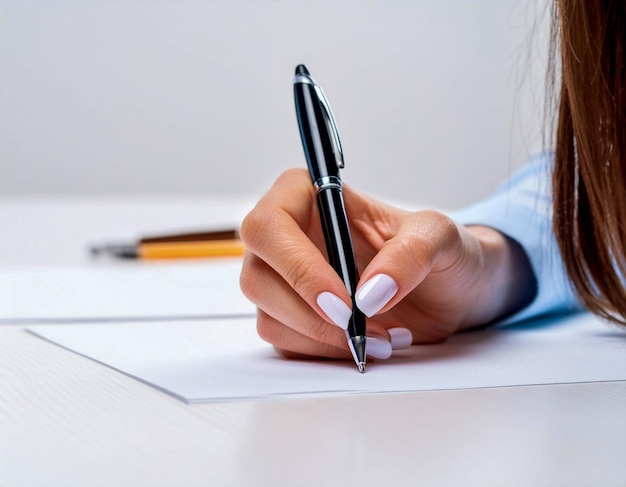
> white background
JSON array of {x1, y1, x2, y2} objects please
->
[{"x1": 0, "y1": 0, "x2": 550, "y2": 209}]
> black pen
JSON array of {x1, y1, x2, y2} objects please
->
[{"x1": 293, "y1": 64, "x2": 367, "y2": 373}]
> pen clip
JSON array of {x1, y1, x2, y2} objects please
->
[{"x1": 314, "y1": 85, "x2": 345, "y2": 169}]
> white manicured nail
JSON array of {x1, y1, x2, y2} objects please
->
[
  {"x1": 356, "y1": 274, "x2": 398, "y2": 317},
  {"x1": 366, "y1": 336, "x2": 392, "y2": 360},
  {"x1": 388, "y1": 328, "x2": 413, "y2": 350},
  {"x1": 317, "y1": 292, "x2": 351, "y2": 330}
]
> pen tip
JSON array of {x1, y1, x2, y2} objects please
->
[
  {"x1": 348, "y1": 335, "x2": 367, "y2": 373},
  {"x1": 295, "y1": 64, "x2": 309, "y2": 76}
]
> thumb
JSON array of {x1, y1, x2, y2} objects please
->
[{"x1": 354, "y1": 210, "x2": 463, "y2": 317}]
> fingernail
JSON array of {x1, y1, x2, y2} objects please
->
[
  {"x1": 366, "y1": 336, "x2": 392, "y2": 360},
  {"x1": 356, "y1": 274, "x2": 398, "y2": 317},
  {"x1": 317, "y1": 292, "x2": 351, "y2": 330},
  {"x1": 388, "y1": 327, "x2": 413, "y2": 350}
]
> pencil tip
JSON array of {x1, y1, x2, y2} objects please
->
[
  {"x1": 358, "y1": 363, "x2": 366, "y2": 373},
  {"x1": 88, "y1": 243, "x2": 138, "y2": 259}
]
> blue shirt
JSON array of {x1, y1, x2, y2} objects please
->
[{"x1": 450, "y1": 153, "x2": 583, "y2": 324}]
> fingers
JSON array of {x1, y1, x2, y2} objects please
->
[
  {"x1": 241, "y1": 251, "x2": 400, "y2": 359},
  {"x1": 240, "y1": 168, "x2": 454, "y2": 360},
  {"x1": 257, "y1": 309, "x2": 351, "y2": 360},
  {"x1": 241, "y1": 252, "x2": 349, "y2": 350},
  {"x1": 240, "y1": 168, "x2": 354, "y2": 328},
  {"x1": 258, "y1": 311, "x2": 411, "y2": 362},
  {"x1": 355, "y1": 210, "x2": 468, "y2": 317}
]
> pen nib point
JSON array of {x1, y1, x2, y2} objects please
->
[{"x1": 348, "y1": 335, "x2": 367, "y2": 373}]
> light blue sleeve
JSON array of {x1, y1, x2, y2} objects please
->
[{"x1": 449, "y1": 153, "x2": 583, "y2": 324}]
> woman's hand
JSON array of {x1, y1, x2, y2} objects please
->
[{"x1": 239, "y1": 169, "x2": 536, "y2": 361}]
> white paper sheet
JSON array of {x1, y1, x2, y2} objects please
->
[
  {"x1": 1, "y1": 260, "x2": 255, "y2": 322},
  {"x1": 27, "y1": 312, "x2": 626, "y2": 402}
]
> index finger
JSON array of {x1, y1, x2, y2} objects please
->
[{"x1": 240, "y1": 168, "x2": 354, "y2": 328}]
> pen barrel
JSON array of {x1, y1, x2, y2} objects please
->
[
  {"x1": 294, "y1": 83, "x2": 339, "y2": 181},
  {"x1": 316, "y1": 187, "x2": 366, "y2": 337}
]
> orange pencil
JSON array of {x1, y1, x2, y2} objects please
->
[
  {"x1": 139, "y1": 239, "x2": 245, "y2": 259},
  {"x1": 90, "y1": 229, "x2": 245, "y2": 260}
]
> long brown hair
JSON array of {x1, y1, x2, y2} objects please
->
[{"x1": 551, "y1": 0, "x2": 626, "y2": 323}]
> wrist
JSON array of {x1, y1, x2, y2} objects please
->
[{"x1": 462, "y1": 225, "x2": 537, "y2": 328}]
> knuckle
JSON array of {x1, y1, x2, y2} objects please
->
[
  {"x1": 419, "y1": 210, "x2": 460, "y2": 242},
  {"x1": 278, "y1": 167, "x2": 309, "y2": 182},
  {"x1": 239, "y1": 168, "x2": 312, "y2": 251},
  {"x1": 256, "y1": 314, "x2": 280, "y2": 345},
  {"x1": 283, "y1": 250, "x2": 318, "y2": 298},
  {"x1": 392, "y1": 233, "x2": 433, "y2": 276},
  {"x1": 402, "y1": 210, "x2": 461, "y2": 257},
  {"x1": 303, "y1": 312, "x2": 343, "y2": 347},
  {"x1": 239, "y1": 255, "x2": 264, "y2": 304},
  {"x1": 239, "y1": 211, "x2": 254, "y2": 245},
  {"x1": 386, "y1": 210, "x2": 462, "y2": 278},
  {"x1": 239, "y1": 207, "x2": 270, "y2": 250}
]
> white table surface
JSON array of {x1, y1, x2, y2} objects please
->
[{"x1": 1, "y1": 197, "x2": 625, "y2": 487}]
